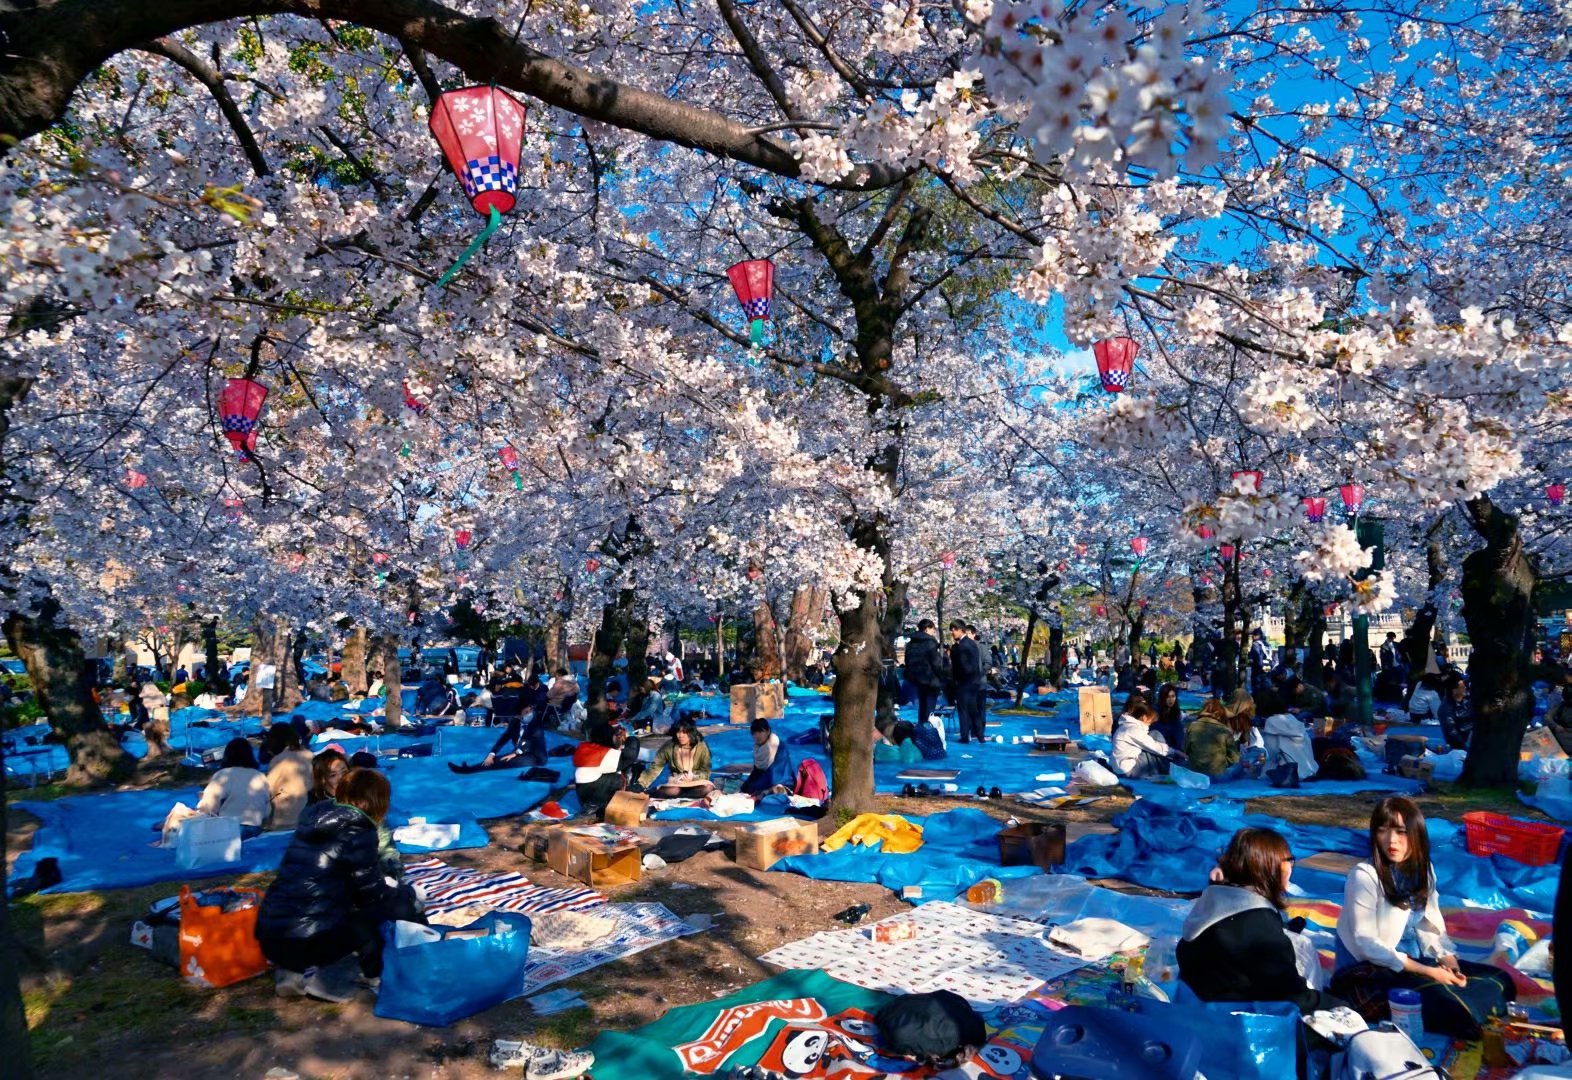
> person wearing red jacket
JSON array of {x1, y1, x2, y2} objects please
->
[{"x1": 573, "y1": 721, "x2": 640, "y2": 819}]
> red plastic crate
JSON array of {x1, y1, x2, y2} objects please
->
[{"x1": 1462, "y1": 811, "x2": 1565, "y2": 866}]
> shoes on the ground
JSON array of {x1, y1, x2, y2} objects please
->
[
  {"x1": 989, "y1": 786, "x2": 1003, "y2": 799},
  {"x1": 490, "y1": 1039, "x2": 543, "y2": 1069},
  {"x1": 273, "y1": 968, "x2": 307, "y2": 998},
  {"x1": 901, "y1": 783, "x2": 916, "y2": 797},
  {"x1": 301, "y1": 963, "x2": 357, "y2": 1004},
  {"x1": 527, "y1": 1047, "x2": 595, "y2": 1079},
  {"x1": 975, "y1": 785, "x2": 988, "y2": 797}
]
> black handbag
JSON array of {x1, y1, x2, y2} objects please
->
[{"x1": 1268, "y1": 753, "x2": 1301, "y2": 789}]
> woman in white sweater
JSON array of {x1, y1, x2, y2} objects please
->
[
  {"x1": 1331, "y1": 796, "x2": 1514, "y2": 1038},
  {"x1": 1112, "y1": 702, "x2": 1187, "y2": 778},
  {"x1": 194, "y1": 737, "x2": 273, "y2": 837}
]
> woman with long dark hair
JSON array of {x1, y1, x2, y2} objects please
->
[
  {"x1": 1151, "y1": 683, "x2": 1183, "y2": 748},
  {"x1": 1331, "y1": 796, "x2": 1514, "y2": 1037},
  {"x1": 1178, "y1": 827, "x2": 1341, "y2": 1013}
]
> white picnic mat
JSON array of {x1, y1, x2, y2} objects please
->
[{"x1": 758, "y1": 900, "x2": 1089, "y2": 1006}]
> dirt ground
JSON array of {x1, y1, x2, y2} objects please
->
[{"x1": 5, "y1": 775, "x2": 1542, "y2": 1080}]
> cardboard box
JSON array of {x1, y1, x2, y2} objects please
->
[
  {"x1": 1297, "y1": 851, "x2": 1360, "y2": 876},
  {"x1": 1077, "y1": 686, "x2": 1113, "y2": 736},
  {"x1": 997, "y1": 822, "x2": 1065, "y2": 870},
  {"x1": 1521, "y1": 726, "x2": 1569, "y2": 762},
  {"x1": 733, "y1": 817, "x2": 819, "y2": 871},
  {"x1": 518, "y1": 822, "x2": 561, "y2": 864},
  {"x1": 1397, "y1": 755, "x2": 1435, "y2": 782},
  {"x1": 604, "y1": 790, "x2": 650, "y2": 827},
  {"x1": 546, "y1": 831, "x2": 641, "y2": 887},
  {"x1": 729, "y1": 682, "x2": 786, "y2": 725}
]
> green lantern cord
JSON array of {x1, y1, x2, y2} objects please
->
[
  {"x1": 437, "y1": 205, "x2": 503, "y2": 288},
  {"x1": 749, "y1": 317, "x2": 765, "y2": 346},
  {"x1": 512, "y1": 472, "x2": 523, "y2": 491}
]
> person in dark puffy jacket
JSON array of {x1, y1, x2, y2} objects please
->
[
  {"x1": 255, "y1": 768, "x2": 415, "y2": 1001},
  {"x1": 904, "y1": 620, "x2": 945, "y2": 729}
]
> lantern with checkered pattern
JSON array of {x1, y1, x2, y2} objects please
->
[
  {"x1": 218, "y1": 378, "x2": 268, "y2": 461},
  {"x1": 1303, "y1": 497, "x2": 1327, "y2": 523},
  {"x1": 498, "y1": 445, "x2": 522, "y2": 490},
  {"x1": 428, "y1": 86, "x2": 527, "y2": 285},
  {"x1": 727, "y1": 258, "x2": 774, "y2": 346},
  {"x1": 1548, "y1": 483, "x2": 1566, "y2": 507},
  {"x1": 1093, "y1": 337, "x2": 1138, "y2": 393}
]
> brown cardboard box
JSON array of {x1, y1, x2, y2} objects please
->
[
  {"x1": 729, "y1": 682, "x2": 786, "y2": 725},
  {"x1": 517, "y1": 822, "x2": 558, "y2": 864},
  {"x1": 1396, "y1": 755, "x2": 1435, "y2": 781},
  {"x1": 546, "y1": 830, "x2": 641, "y2": 887},
  {"x1": 1298, "y1": 851, "x2": 1360, "y2": 876},
  {"x1": 1521, "y1": 726, "x2": 1569, "y2": 762},
  {"x1": 1077, "y1": 686, "x2": 1113, "y2": 736},
  {"x1": 997, "y1": 822, "x2": 1066, "y2": 870},
  {"x1": 733, "y1": 817, "x2": 819, "y2": 871},
  {"x1": 604, "y1": 791, "x2": 650, "y2": 827}
]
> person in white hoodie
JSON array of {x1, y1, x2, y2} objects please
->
[{"x1": 1112, "y1": 702, "x2": 1187, "y2": 778}]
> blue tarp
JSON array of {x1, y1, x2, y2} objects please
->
[{"x1": 772, "y1": 807, "x2": 1040, "y2": 902}]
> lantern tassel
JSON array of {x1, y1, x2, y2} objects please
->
[
  {"x1": 749, "y1": 318, "x2": 764, "y2": 346},
  {"x1": 437, "y1": 205, "x2": 503, "y2": 288},
  {"x1": 512, "y1": 472, "x2": 523, "y2": 491}
]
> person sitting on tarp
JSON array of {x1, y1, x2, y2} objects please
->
[
  {"x1": 639, "y1": 717, "x2": 713, "y2": 798},
  {"x1": 306, "y1": 747, "x2": 348, "y2": 806},
  {"x1": 264, "y1": 724, "x2": 314, "y2": 831},
  {"x1": 185, "y1": 737, "x2": 272, "y2": 839},
  {"x1": 1184, "y1": 697, "x2": 1242, "y2": 780},
  {"x1": 574, "y1": 720, "x2": 642, "y2": 819},
  {"x1": 907, "y1": 716, "x2": 947, "y2": 761},
  {"x1": 546, "y1": 668, "x2": 580, "y2": 716},
  {"x1": 741, "y1": 718, "x2": 795, "y2": 796},
  {"x1": 256, "y1": 768, "x2": 425, "y2": 1003},
  {"x1": 1112, "y1": 702, "x2": 1187, "y2": 779},
  {"x1": 1437, "y1": 674, "x2": 1473, "y2": 751},
  {"x1": 1178, "y1": 827, "x2": 1344, "y2": 1014},
  {"x1": 625, "y1": 676, "x2": 668, "y2": 734},
  {"x1": 415, "y1": 670, "x2": 457, "y2": 716},
  {"x1": 1331, "y1": 796, "x2": 1514, "y2": 1039}
]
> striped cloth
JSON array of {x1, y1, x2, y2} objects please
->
[{"x1": 404, "y1": 857, "x2": 605, "y2": 918}]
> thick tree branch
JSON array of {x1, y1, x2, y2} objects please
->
[
  {"x1": 138, "y1": 37, "x2": 271, "y2": 177},
  {"x1": 0, "y1": 0, "x2": 910, "y2": 190},
  {"x1": 714, "y1": 0, "x2": 798, "y2": 123}
]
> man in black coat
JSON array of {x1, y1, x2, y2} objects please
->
[
  {"x1": 904, "y1": 619, "x2": 945, "y2": 729},
  {"x1": 949, "y1": 621, "x2": 986, "y2": 744}
]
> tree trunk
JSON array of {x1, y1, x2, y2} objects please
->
[
  {"x1": 752, "y1": 599, "x2": 784, "y2": 681},
  {"x1": 829, "y1": 590, "x2": 881, "y2": 814},
  {"x1": 545, "y1": 580, "x2": 570, "y2": 674},
  {"x1": 874, "y1": 580, "x2": 909, "y2": 735},
  {"x1": 1015, "y1": 607, "x2": 1040, "y2": 705},
  {"x1": 586, "y1": 589, "x2": 633, "y2": 730},
  {"x1": 0, "y1": 751, "x2": 32, "y2": 1080},
  {"x1": 202, "y1": 617, "x2": 226, "y2": 693},
  {"x1": 240, "y1": 616, "x2": 303, "y2": 715},
  {"x1": 1048, "y1": 622, "x2": 1065, "y2": 689},
  {"x1": 3, "y1": 595, "x2": 134, "y2": 785},
  {"x1": 1126, "y1": 611, "x2": 1146, "y2": 667},
  {"x1": 625, "y1": 603, "x2": 650, "y2": 698},
  {"x1": 783, "y1": 585, "x2": 824, "y2": 684},
  {"x1": 1403, "y1": 537, "x2": 1447, "y2": 683},
  {"x1": 1459, "y1": 497, "x2": 1539, "y2": 787},
  {"x1": 375, "y1": 635, "x2": 402, "y2": 729},
  {"x1": 341, "y1": 627, "x2": 368, "y2": 696}
]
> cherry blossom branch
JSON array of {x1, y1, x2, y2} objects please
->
[{"x1": 137, "y1": 37, "x2": 272, "y2": 178}]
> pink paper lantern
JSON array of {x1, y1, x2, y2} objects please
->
[
  {"x1": 372, "y1": 552, "x2": 389, "y2": 565},
  {"x1": 1075, "y1": 543, "x2": 1088, "y2": 557},
  {"x1": 1548, "y1": 483, "x2": 1566, "y2": 507},
  {"x1": 429, "y1": 86, "x2": 526, "y2": 219},
  {"x1": 1196, "y1": 524, "x2": 1215, "y2": 541},
  {"x1": 1232, "y1": 470, "x2": 1263, "y2": 493},
  {"x1": 1338, "y1": 483, "x2": 1365, "y2": 514},
  {"x1": 1093, "y1": 337, "x2": 1138, "y2": 393},
  {"x1": 1219, "y1": 543, "x2": 1237, "y2": 561},
  {"x1": 218, "y1": 378, "x2": 269, "y2": 460},
  {"x1": 1303, "y1": 497, "x2": 1327, "y2": 524},
  {"x1": 1095, "y1": 604, "x2": 1107, "y2": 617},
  {"x1": 1130, "y1": 536, "x2": 1149, "y2": 557},
  {"x1": 585, "y1": 557, "x2": 600, "y2": 573},
  {"x1": 454, "y1": 529, "x2": 472, "y2": 550},
  {"x1": 402, "y1": 381, "x2": 428, "y2": 416},
  {"x1": 986, "y1": 577, "x2": 997, "y2": 586},
  {"x1": 222, "y1": 497, "x2": 243, "y2": 522},
  {"x1": 727, "y1": 259, "x2": 775, "y2": 346},
  {"x1": 124, "y1": 469, "x2": 148, "y2": 489},
  {"x1": 940, "y1": 551, "x2": 956, "y2": 570}
]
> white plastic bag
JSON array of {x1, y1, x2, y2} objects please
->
[
  {"x1": 175, "y1": 814, "x2": 242, "y2": 869},
  {"x1": 1073, "y1": 759, "x2": 1120, "y2": 787}
]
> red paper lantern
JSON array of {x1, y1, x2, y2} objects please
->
[
  {"x1": 124, "y1": 469, "x2": 148, "y2": 489},
  {"x1": 1338, "y1": 483, "x2": 1365, "y2": 514},
  {"x1": 402, "y1": 381, "x2": 428, "y2": 416},
  {"x1": 454, "y1": 529, "x2": 472, "y2": 550},
  {"x1": 1095, "y1": 604, "x2": 1107, "y2": 617},
  {"x1": 1056, "y1": 560, "x2": 1068, "y2": 571},
  {"x1": 372, "y1": 552, "x2": 389, "y2": 565},
  {"x1": 1201, "y1": 574, "x2": 1213, "y2": 586},
  {"x1": 1130, "y1": 536, "x2": 1149, "y2": 557},
  {"x1": 585, "y1": 557, "x2": 600, "y2": 573},
  {"x1": 1219, "y1": 543, "x2": 1236, "y2": 560},
  {"x1": 222, "y1": 497, "x2": 243, "y2": 522},
  {"x1": 286, "y1": 553, "x2": 306, "y2": 572},
  {"x1": 218, "y1": 378, "x2": 268, "y2": 460},
  {"x1": 1093, "y1": 337, "x2": 1138, "y2": 393},
  {"x1": 1303, "y1": 497, "x2": 1327, "y2": 524},
  {"x1": 986, "y1": 577, "x2": 997, "y2": 586},
  {"x1": 429, "y1": 86, "x2": 526, "y2": 219},
  {"x1": 1231, "y1": 470, "x2": 1263, "y2": 493},
  {"x1": 1263, "y1": 568, "x2": 1274, "y2": 578},
  {"x1": 1196, "y1": 524, "x2": 1215, "y2": 541},
  {"x1": 940, "y1": 551, "x2": 956, "y2": 570},
  {"x1": 498, "y1": 444, "x2": 522, "y2": 490},
  {"x1": 1548, "y1": 483, "x2": 1566, "y2": 507},
  {"x1": 727, "y1": 259, "x2": 775, "y2": 346}
]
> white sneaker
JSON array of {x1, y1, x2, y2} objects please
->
[
  {"x1": 489, "y1": 1040, "x2": 543, "y2": 1069},
  {"x1": 526, "y1": 1048, "x2": 594, "y2": 1080}
]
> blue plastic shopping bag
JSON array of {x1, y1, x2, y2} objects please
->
[
  {"x1": 1169, "y1": 982, "x2": 1305, "y2": 1080},
  {"x1": 374, "y1": 913, "x2": 530, "y2": 1026}
]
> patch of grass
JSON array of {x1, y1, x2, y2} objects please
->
[
  {"x1": 6, "y1": 781, "x2": 75, "y2": 804},
  {"x1": 28, "y1": 963, "x2": 196, "y2": 1069},
  {"x1": 530, "y1": 1006, "x2": 599, "y2": 1049},
  {"x1": 224, "y1": 1002, "x2": 277, "y2": 1034}
]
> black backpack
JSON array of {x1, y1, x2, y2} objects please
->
[{"x1": 874, "y1": 990, "x2": 987, "y2": 1064}]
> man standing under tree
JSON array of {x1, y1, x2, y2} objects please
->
[
  {"x1": 950, "y1": 621, "x2": 986, "y2": 744},
  {"x1": 905, "y1": 619, "x2": 944, "y2": 729}
]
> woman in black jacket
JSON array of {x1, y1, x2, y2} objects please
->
[
  {"x1": 256, "y1": 768, "x2": 413, "y2": 1001},
  {"x1": 1177, "y1": 827, "x2": 1344, "y2": 1014}
]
